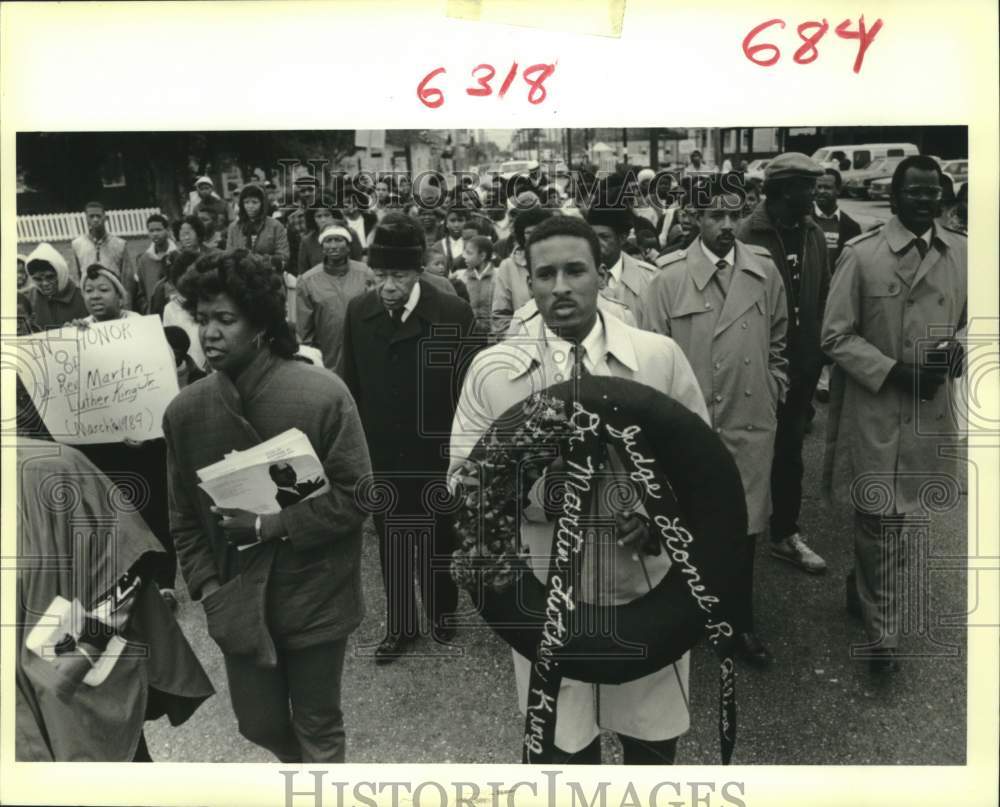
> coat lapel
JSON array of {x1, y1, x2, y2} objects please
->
[
  {"x1": 619, "y1": 253, "x2": 644, "y2": 297},
  {"x1": 910, "y1": 236, "x2": 945, "y2": 291},
  {"x1": 885, "y1": 217, "x2": 942, "y2": 291}
]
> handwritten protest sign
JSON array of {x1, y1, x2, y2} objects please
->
[{"x1": 16, "y1": 315, "x2": 180, "y2": 444}]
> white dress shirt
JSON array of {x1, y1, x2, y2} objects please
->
[
  {"x1": 398, "y1": 279, "x2": 421, "y2": 323},
  {"x1": 541, "y1": 314, "x2": 608, "y2": 379},
  {"x1": 606, "y1": 254, "x2": 625, "y2": 292}
]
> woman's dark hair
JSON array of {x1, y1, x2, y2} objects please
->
[
  {"x1": 304, "y1": 205, "x2": 345, "y2": 233},
  {"x1": 177, "y1": 249, "x2": 298, "y2": 359},
  {"x1": 174, "y1": 215, "x2": 206, "y2": 244},
  {"x1": 524, "y1": 215, "x2": 602, "y2": 274}
]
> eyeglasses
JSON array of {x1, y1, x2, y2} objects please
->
[{"x1": 901, "y1": 186, "x2": 943, "y2": 200}]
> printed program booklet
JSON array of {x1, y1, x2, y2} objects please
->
[{"x1": 196, "y1": 428, "x2": 329, "y2": 516}]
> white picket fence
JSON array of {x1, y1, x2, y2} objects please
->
[{"x1": 16, "y1": 207, "x2": 162, "y2": 244}]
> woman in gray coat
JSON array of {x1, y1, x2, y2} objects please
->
[{"x1": 162, "y1": 249, "x2": 372, "y2": 762}]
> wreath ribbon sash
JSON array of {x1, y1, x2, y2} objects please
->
[{"x1": 521, "y1": 409, "x2": 737, "y2": 765}]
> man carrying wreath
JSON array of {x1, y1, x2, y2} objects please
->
[{"x1": 449, "y1": 215, "x2": 709, "y2": 764}]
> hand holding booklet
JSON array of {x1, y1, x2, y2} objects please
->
[{"x1": 197, "y1": 428, "x2": 330, "y2": 516}]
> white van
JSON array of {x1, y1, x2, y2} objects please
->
[{"x1": 811, "y1": 143, "x2": 919, "y2": 175}]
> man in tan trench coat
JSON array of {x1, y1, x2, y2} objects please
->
[
  {"x1": 821, "y1": 155, "x2": 967, "y2": 675},
  {"x1": 642, "y1": 179, "x2": 789, "y2": 667}
]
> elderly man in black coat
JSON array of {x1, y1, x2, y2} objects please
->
[{"x1": 343, "y1": 212, "x2": 477, "y2": 663}]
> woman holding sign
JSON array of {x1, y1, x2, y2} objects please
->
[
  {"x1": 70, "y1": 263, "x2": 180, "y2": 610},
  {"x1": 162, "y1": 249, "x2": 372, "y2": 763}
]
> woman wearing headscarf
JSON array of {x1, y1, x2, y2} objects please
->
[
  {"x1": 68, "y1": 264, "x2": 180, "y2": 609},
  {"x1": 296, "y1": 207, "x2": 365, "y2": 277},
  {"x1": 295, "y1": 223, "x2": 372, "y2": 374},
  {"x1": 21, "y1": 243, "x2": 88, "y2": 329},
  {"x1": 162, "y1": 249, "x2": 372, "y2": 763},
  {"x1": 15, "y1": 438, "x2": 213, "y2": 761},
  {"x1": 225, "y1": 184, "x2": 290, "y2": 272}
]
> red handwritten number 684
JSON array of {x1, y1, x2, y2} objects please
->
[
  {"x1": 743, "y1": 16, "x2": 883, "y2": 73},
  {"x1": 417, "y1": 62, "x2": 556, "y2": 108}
]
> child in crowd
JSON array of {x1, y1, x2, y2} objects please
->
[
  {"x1": 424, "y1": 247, "x2": 468, "y2": 302},
  {"x1": 453, "y1": 236, "x2": 494, "y2": 332},
  {"x1": 437, "y1": 207, "x2": 467, "y2": 273}
]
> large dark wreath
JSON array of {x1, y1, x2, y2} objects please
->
[{"x1": 451, "y1": 376, "x2": 746, "y2": 764}]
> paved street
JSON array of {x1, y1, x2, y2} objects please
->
[{"x1": 145, "y1": 395, "x2": 968, "y2": 765}]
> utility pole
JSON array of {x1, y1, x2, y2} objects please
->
[
  {"x1": 565, "y1": 128, "x2": 572, "y2": 168},
  {"x1": 649, "y1": 128, "x2": 660, "y2": 170},
  {"x1": 622, "y1": 128, "x2": 629, "y2": 166}
]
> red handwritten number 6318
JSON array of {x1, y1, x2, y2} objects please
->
[
  {"x1": 743, "y1": 16, "x2": 883, "y2": 73},
  {"x1": 417, "y1": 62, "x2": 556, "y2": 108}
]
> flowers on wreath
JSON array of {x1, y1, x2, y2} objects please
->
[{"x1": 451, "y1": 393, "x2": 577, "y2": 592}]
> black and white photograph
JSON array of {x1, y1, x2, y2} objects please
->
[
  {"x1": 11, "y1": 123, "x2": 972, "y2": 764},
  {"x1": 2, "y1": 2, "x2": 997, "y2": 806}
]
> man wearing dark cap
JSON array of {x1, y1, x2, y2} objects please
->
[
  {"x1": 586, "y1": 198, "x2": 658, "y2": 329},
  {"x1": 822, "y1": 155, "x2": 966, "y2": 675},
  {"x1": 643, "y1": 175, "x2": 789, "y2": 667},
  {"x1": 737, "y1": 152, "x2": 830, "y2": 576},
  {"x1": 342, "y1": 212, "x2": 476, "y2": 663}
]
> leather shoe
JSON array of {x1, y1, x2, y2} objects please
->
[
  {"x1": 736, "y1": 631, "x2": 773, "y2": 667},
  {"x1": 374, "y1": 635, "x2": 414, "y2": 665},
  {"x1": 867, "y1": 648, "x2": 900, "y2": 675}
]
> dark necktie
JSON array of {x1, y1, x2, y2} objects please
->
[
  {"x1": 714, "y1": 259, "x2": 732, "y2": 296},
  {"x1": 911, "y1": 238, "x2": 928, "y2": 260},
  {"x1": 570, "y1": 344, "x2": 591, "y2": 379},
  {"x1": 389, "y1": 308, "x2": 403, "y2": 329}
]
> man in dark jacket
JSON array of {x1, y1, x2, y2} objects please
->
[
  {"x1": 813, "y1": 168, "x2": 863, "y2": 266},
  {"x1": 736, "y1": 153, "x2": 830, "y2": 576},
  {"x1": 812, "y1": 168, "x2": 863, "y2": 404},
  {"x1": 342, "y1": 212, "x2": 477, "y2": 663}
]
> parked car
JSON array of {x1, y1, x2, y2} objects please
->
[
  {"x1": 843, "y1": 156, "x2": 905, "y2": 199},
  {"x1": 868, "y1": 176, "x2": 892, "y2": 201},
  {"x1": 811, "y1": 143, "x2": 918, "y2": 174},
  {"x1": 939, "y1": 159, "x2": 968, "y2": 196}
]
